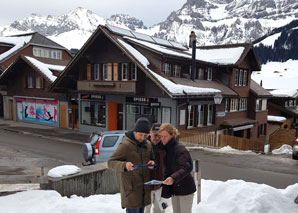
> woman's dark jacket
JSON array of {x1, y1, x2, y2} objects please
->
[{"x1": 162, "y1": 137, "x2": 196, "y2": 196}]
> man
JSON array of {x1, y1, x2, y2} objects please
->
[
  {"x1": 108, "y1": 117, "x2": 155, "y2": 213},
  {"x1": 145, "y1": 123, "x2": 167, "y2": 213}
]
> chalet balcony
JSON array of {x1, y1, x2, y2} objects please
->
[{"x1": 77, "y1": 80, "x2": 137, "y2": 94}]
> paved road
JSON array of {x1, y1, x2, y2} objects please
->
[
  {"x1": 0, "y1": 124, "x2": 297, "y2": 188},
  {"x1": 190, "y1": 148, "x2": 298, "y2": 189}
]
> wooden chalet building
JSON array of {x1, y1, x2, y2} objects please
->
[
  {"x1": 50, "y1": 24, "x2": 269, "y2": 142},
  {"x1": 0, "y1": 32, "x2": 73, "y2": 127}
]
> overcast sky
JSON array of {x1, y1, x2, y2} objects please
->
[{"x1": 0, "y1": 0, "x2": 186, "y2": 27}]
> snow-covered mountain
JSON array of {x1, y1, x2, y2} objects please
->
[
  {"x1": 0, "y1": 7, "x2": 147, "y2": 49},
  {"x1": 154, "y1": 0, "x2": 298, "y2": 45},
  {"x1": 1, "y1": 0, "x2": 298, "y2": 50}
]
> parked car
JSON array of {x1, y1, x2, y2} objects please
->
[
  {"x1": 293, "y1": 138, "x2": 298, "y2": 160},
  {"x1": 82, "y1": 131, "x2": 126, "y2": 164}
]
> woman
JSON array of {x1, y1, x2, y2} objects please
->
[{"x1": 159, "y1": 123, "x2": 196, "y2": 213}]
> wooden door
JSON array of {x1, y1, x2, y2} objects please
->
[{"x1": 60, "y1": 104, "x2": 67, "y2": 128}]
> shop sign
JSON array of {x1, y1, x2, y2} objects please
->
[
  {"x1": 81, "y1": 94, "x2": 105, "y2": 100},
  {"x1": 149, "y1": 102, "x2": 161, "y2": 108},
  {"x1": 126, "y1": 96, "x2": 158, "y2": 105}
]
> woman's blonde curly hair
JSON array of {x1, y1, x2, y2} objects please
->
[{"x1": 159, "y1": 123, "x2": 180, "y2": 138}]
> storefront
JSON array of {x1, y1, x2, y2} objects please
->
[
  {"x1": 14, "y1": 97, "x2": 59, "y2": 126},
  {"x1": 78, "y1": 93, "x2": 177, "y2": 133}
]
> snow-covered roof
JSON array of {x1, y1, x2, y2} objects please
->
[
  {"x1": 270, "y1": 89, "x2": 298, "y2": 98},
  {"x1": 125, "y1": 36, "x2": 246, "y2": 66},
  {"x1": 267, "y1": 115, "x2": 286, "y2": 123},
  {"x1": 25, "y1": 56, "x2": 65, "y2": 82},
  {"x1": 117, "y1": 38, "x2": 220, "y2": 97},
  {"x1": 0, "y1": 35, "x2": 32, "y2": 61},
  {"x1": 194, "y1": 47, "x2": 245, "y2": 65}
]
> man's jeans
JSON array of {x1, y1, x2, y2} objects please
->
[{"x1": 126, "y1": 207, "x2": 145, "y2": 213}]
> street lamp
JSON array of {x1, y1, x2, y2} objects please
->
[{"x1": 214, "y1": 94, "x2": 223, "y2": 146}]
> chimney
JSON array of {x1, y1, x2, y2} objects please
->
[{"x1": 189, "y1": 31, "x2": 196, "y2": 81}]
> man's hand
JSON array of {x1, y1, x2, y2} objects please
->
[
  {"x1": 147, "y1": 160, "x2": 155, "y2": 169},
  {"x1": 126, "y1": 162, "x2": 134, "y2": 171},
  {"x1": 163, "y1": 177, "x2": 174, "y2": 185}
]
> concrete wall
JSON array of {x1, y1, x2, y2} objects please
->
[{"x1": 40, "y1": 164, "x2": 120, "y2": 197}]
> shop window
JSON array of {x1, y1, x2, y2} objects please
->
[
  {"x1": 131, "y1": 64, "x2": 137, "y2": 80},
  {"x1": 81, "y1": 101, "x2": 106, "y2": 127},
  {"x1": 130, "y1": 105, "x2": 140, "y2": 114},
  {"x1": 162, "y1": 107, "x2": 171, "y2": 123},
  {"x1": 198, "y1": 68, "x2": 204, "y2": 80},
  {"x1": 142, "y1": 106, "x2": 152, "y2": 115}
]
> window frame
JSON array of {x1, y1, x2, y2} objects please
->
[
  {"x1": 131, "y1": 64, "x2": 137, "y2": 80},
  {"x1": 103, "y1": 64, "x2": 108, "y2": 80}
]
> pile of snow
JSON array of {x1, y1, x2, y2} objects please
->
[
  {"x1": 188, "y1": 145, "x2": 255, "y2": 155},
  {"x1": 0, "y1": 179, "x2": 297, "y2": 213},
  {"x1": 47, "y1": 165, "x2": 81, "y2": 178},
  {"x1": 272, "y1": 144, "x2": 293, "y2": 155}
]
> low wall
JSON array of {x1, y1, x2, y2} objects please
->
[{"x1": 40, "y1": 163, "x2": 120, "y2": 197}]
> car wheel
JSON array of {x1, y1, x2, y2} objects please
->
[
  {"x1": 82, "y1": 143, "x2": 93, "y2": 162},
  {"x1": 292, "y1": 154, "x2": 298, "y2": 160}
]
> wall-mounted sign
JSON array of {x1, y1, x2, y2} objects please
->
[
  {"x1": 149, "y1": 102, "x2": 161, "y2": 108},
  {"x1": 81, "y1": 94, "x2": 105, "y2": 100},
  {"x1": 126, "y1": 97, "x2": 158, "y2": 105},
  {"x1": 216, "y1": 111, "x2": 226, "y2": 117}
]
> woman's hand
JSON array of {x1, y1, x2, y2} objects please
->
[
  {"x1": 147, "y1": 160, "x2": 155, "y2": 169},
  {"x1": 125, "y1": 162, "x2": 134, "y2": 171},
  {"x1": 163, "y1": 177, "x2": 174, "y2": 185}
]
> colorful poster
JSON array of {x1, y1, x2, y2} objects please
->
[{"x1": 14, "y1": 98, "x2": 58, "y2": 126}]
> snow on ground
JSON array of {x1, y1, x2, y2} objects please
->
[
  {"x1": 252, "y1": 59, "x2": 298, "y2": 90},
  {"x1": 272, "y1": 144, "x2": 293, "y2": 155},
  {"x1": 0, "y1": 180, "x2": 297, "y2": 213}
]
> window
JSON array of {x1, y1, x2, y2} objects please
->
[
  {"x1": 131, "y1": 64, "x2": 137, "y2": 80},
  {"x1": 243, "y1": 70, "x2": 247, "y2": 86},
  {"x1": 102, "y1": 136, "x2": 119, "y2": 147},
  {"x1": 234, "y1": 69, "x2": 239, "y2": 86},
  {"x1": 163, "y1": 63, "x2": 171, "y2": 76},
  {"x1": 35, "y1": 76, "x2": 40, "y2": 88},
  {"x1": 81, "y1": 101, "x2": 106, "y2": 127},
  {"x1": 198, "y1": 68, "x2": 204, "y2": 80},
  {"x1": 187, "y1": 105, "x2": 194, "y2": 128},
  {"x1": 207, "y1": 68, "x2": 212, "y2": 81},
  {"x1": 122, "y1": 63, "x2": 128, "y2": 80},
  {"x1": 207, "y1": 104, "x2": 213, "y2": 125},
  {"x1": 33, "y1": 47, "x2": 62, "y2": 60},
  {"x1": 239, "y1": 98, "x2": 247, "y2": 111},
  {"x1": 239, "y1": 70, "x2": 243, "y2": 86},
  {"x1": 230, "y1": 98, "x2": 238, "y2": 111},
  {"x1": 225, "y1": 98, "x2": 230, "y2": 112},
  {"x1": 94, "y1": 64, "x2": 100, "y2": 80},
  {"x1": 256, "y1": 99, "x2": 262, "y2": 111},
  {"x1": 27, "y1": 76, "x2": 33, "y2": 88},
  {"x1": 197, "y1": 105, "x2": 204, "y2": 126},
  {"x1": 103, "y1": 64, "x2": 108, "y2": 80},
  {"x1": 258, "y1": 124, "x2": 267, "y2": 137},
  {"x1": 173, "y1": 65, "x2": 181, "y2": 77}
]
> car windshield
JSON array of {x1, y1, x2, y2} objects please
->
[{"x1": 90, "y1": 134, "x2": 100, "y2": 145}]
